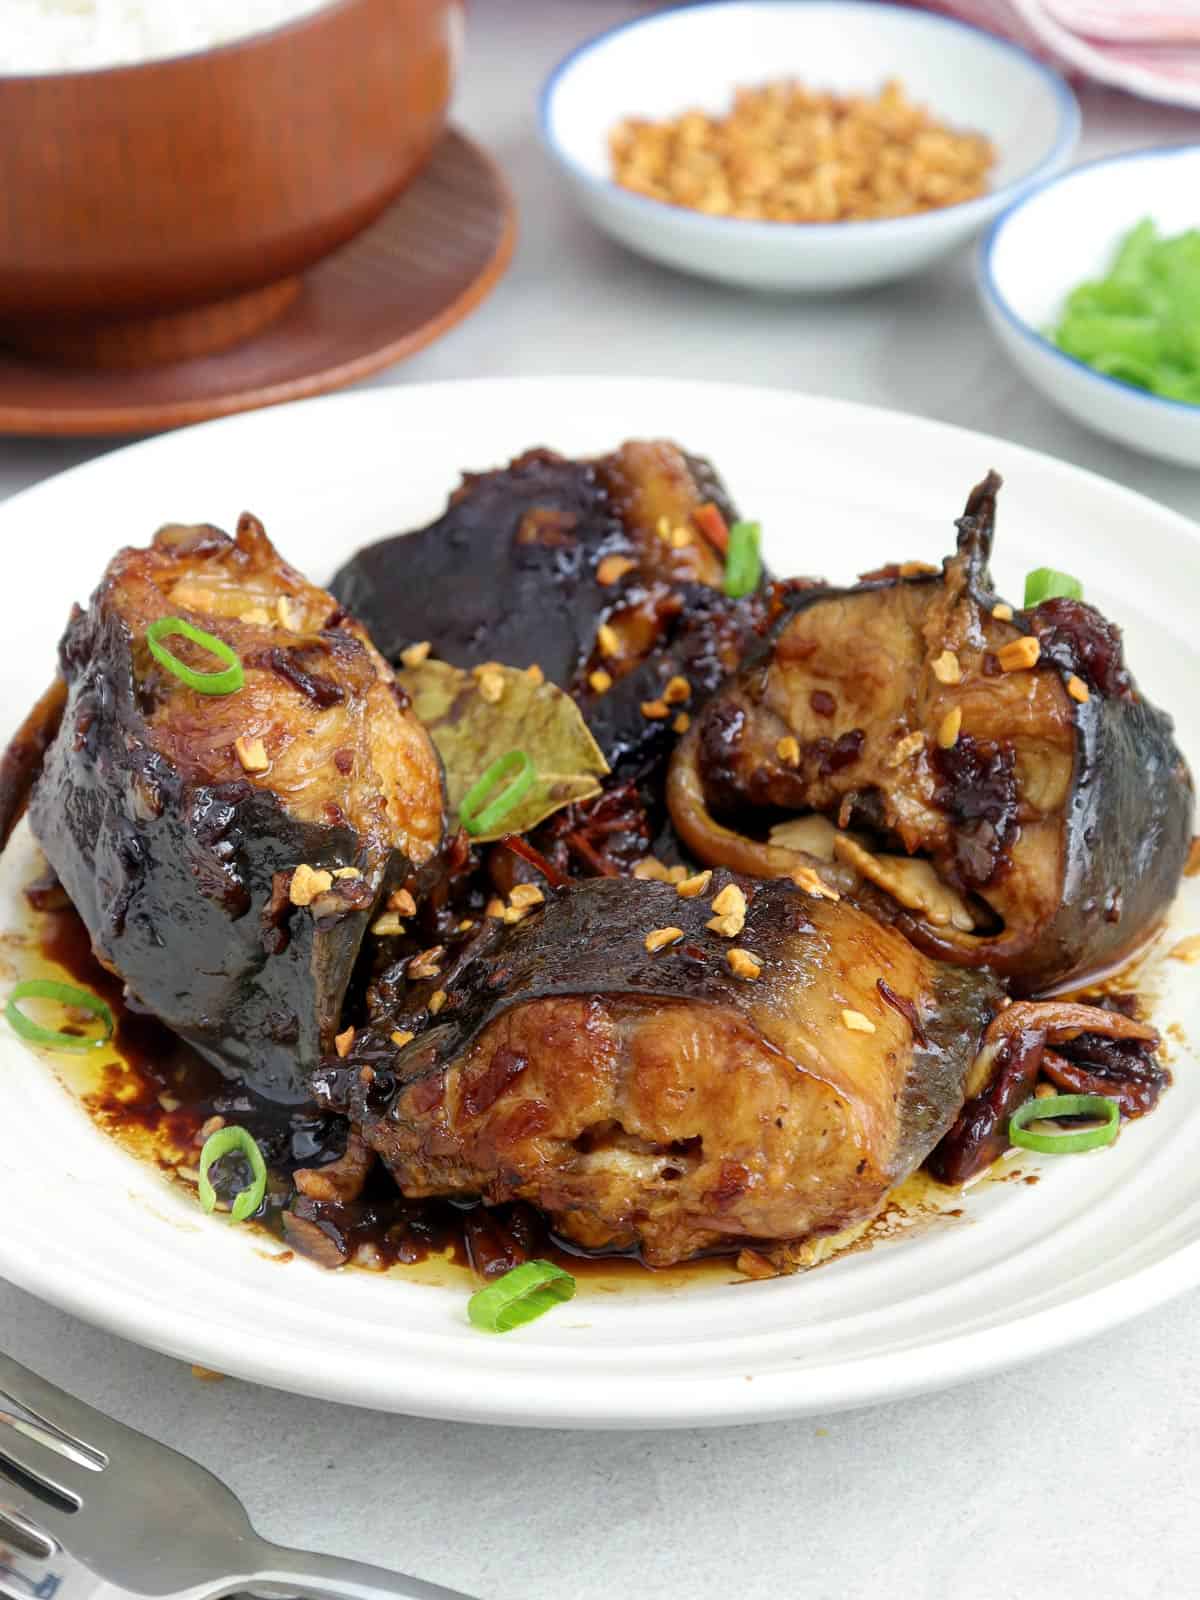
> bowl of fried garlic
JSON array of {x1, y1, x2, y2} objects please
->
[{"x1": 540, "y1": 0, "x2": 1079, "y2": 292}]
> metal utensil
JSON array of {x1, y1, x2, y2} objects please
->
[
  {"x1": 0, "y1": 1352, "x2": 474, "y2": 1600},
  {"x1": 1, "y1": 1518, "x2": 130, "y2": 1600}
]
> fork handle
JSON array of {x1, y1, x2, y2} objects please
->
[{"x1": 250, "y1": 1542, "x2": 477, "y2": 1600}]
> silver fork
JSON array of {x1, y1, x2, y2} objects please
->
[{"x1": 0, "y1": 1352, "x2": 476, "y2": 1600}]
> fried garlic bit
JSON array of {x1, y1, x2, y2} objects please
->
[
  {"x1": 408, "y1": 945, "x2": 444, "y2": 980},
  {"x1": 400, "y1": 640, "x2": 431, "y2": 668},
  {"x1": 708, "y1": 883, "x2": 747, "y2": 939},
  {"x1": 597, "y1": 623, "x2": 621, "y2": 658},
  {"x1": 634, "y1": 857, "x2": 689, "y2": 885},
  {"x1": 997, "y1": 636, "x2": 1041, "y2": 673},
  {"x1": 937, "y1": 706, "x2": 963, "y2": 750},
  {"x1": 1067, "y1": 674, "x2": 1090, "y2": 704},
  {"x1": 234, "y1": 734, "x2": 269, "y2": 773},
  {"x1": 931, "y1": 650, "x2": 961, "y2": 685},
  {"x1": 473, "y1": 663, "x2": 506, "y2": 704},
  {"x1": 597, "y1": 554, "x2": 636, "y2": 586},
  {"x1": 726, "y1": 948, "x2": 762, "y2": 980},
  {"x1": 289, "y1": 863, "x2": 332, "y2": 907},
  {"x1": 841, "y1": 1008, "x2": 876, "y2": 1035},
  {"x1": 610, "y1": 78, "x2": 994, "y2": 224},
  {"x1": 792, "y1": 864, "x2": 839, "y2": 902}
]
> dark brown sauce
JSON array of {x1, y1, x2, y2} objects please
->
[
  {"x1": 27, "y1": 880, "x2": 1153, "y2": 1292},
  {"x1": 40, "y1": 901, "x2": 219, "y2": 1158},
  {"x1": 28, "y1": 895, "x2": 737, "y2": 1291}
]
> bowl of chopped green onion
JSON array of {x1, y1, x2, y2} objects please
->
[{"x1": 979, "y1": 145, "x2": 1200, "y2": 467}]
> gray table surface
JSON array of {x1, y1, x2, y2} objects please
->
[{"x1": 3, "y1": 5, "x2": 1199, "y2": 1597}]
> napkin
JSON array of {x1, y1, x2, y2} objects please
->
[{"x1": 915, "y1": 0, "x2": 1200, "y2": 102}]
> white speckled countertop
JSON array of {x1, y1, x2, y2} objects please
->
[{"x1": 3, "y1": 5, "x2": 1199, "y2": 1596}]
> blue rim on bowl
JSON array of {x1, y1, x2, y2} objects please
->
[
  {"x1": 978, "y1": 142, "x2": 1200, "y2": 417},
  {"x1": 538, "y1": 0, "x2": 1081, "y2": 238}
]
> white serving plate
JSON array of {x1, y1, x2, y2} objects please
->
[
  {"x1": 0, "y1": 378, "x2": 1196, "y2": 1429},
  {"x1": 980, "y1": 145, "x2": 1200, "y2": 468},
  {"x1": 539, "y1": 1, "x2": 1079, "y2": 292}
]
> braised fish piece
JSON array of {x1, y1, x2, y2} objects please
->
[
  {"x1": 319, "y1": 875, "x2": 1002, "y2": 1268},
  {"x1": 24, "y1": 514, "x2": 444, "y2": 1102},
  {"x1": 668, "y1": 473, "x2": 1194, "y2": 993},
  {"x1": 330, "y1": 440, "x2": 769, "y2": 779},
  {"x1": 331, "y1": 440, "x2": 734, "y2": 675}
]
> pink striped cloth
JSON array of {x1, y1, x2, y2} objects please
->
[{"x1": 914, "y1": 0, "x2": 1200, "y2": 105}]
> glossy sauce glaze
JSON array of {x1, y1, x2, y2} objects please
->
[
  {"x1": 20, "y1": 889, "x2": 746, "y2": 1290},
  {"x1": 16, "y1": 878, "x2": 1161, "y2": 1292}
]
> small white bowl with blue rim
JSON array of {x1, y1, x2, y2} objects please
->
[
  {"x1": 539, "y1": 0, "x2": 1079, "y2": 294},
  {"x1": 980, "y1": 144, "x2": 1200, "y2": 469}
]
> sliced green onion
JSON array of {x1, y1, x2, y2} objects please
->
[
  {"x1": 724, "y1": 521, "x2": 762, "y2": 599},
  {"x1": 146, "y1": 616, "x2": 244, "y2": 696},
  {"x1": 198, "y1": 1125, "x2": 268, "y2": 1222},
  {"x1": 460, "y1": 750, "x2": 535, "y2": 836},
  {"x1": 5, "y1": 979, "x2": 113, "y2": 1052},
  {"x1": 467, "y1": 1259, "x2": 576, "y2": 1333},
  {"x1": 1050, "y1": 219, "x2": 1200, "y2": 405},
  {"x1": 1023, "y1": 568, "x2": 1083, "y2": 609},
  {"x1": 1009, "y1": 1093, "x2": 1120, "y2": 1155}
]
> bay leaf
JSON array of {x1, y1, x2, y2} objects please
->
[{"x1": 399, "y1": 659, "x2": 609, "y2": 842}]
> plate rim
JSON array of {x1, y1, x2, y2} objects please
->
[
  {"x1": 5, "y1": 372, "x2": 1200, "y2": 545},
  {"x1": 0, "y1": 1153, "x2": 1197, "y2": 1428}
]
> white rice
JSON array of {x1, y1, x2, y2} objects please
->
[{"x1": 0, "y1": 0, "x2": 335, "y2": 75}]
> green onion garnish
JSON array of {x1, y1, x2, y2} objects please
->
[
  {"x1": 460, "y1": 750, "x2": 536, "y2": 836},
  {"x1": 467, "y1": 1259, "x2": 576, "y2": 1333},
  {"x1": 1023, "y1": 568, "x2": 1083, "y2": 609},
  {"x1": 1009, "y1": 1093, "x2": 1119, "y2": 1155},
  {"x1": 724, "y1": 521, "x2": 762, "y2": 599},
  {"x1": 5, "y1": 979, "x2": 113, "y2": 1052},
  {"x1": 146, "y1": 616, "x2": 244, "y2": 696},
  {"x1": 198, "y1": 1125, "x2": 268, "y2": 1222}
]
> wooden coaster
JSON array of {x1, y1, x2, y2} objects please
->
[{"x1": 0, "y1": 128, "x2": 515, "y2": 437}]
